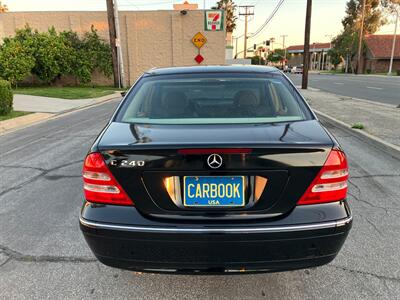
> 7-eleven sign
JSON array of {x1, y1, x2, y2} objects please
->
[{"x1": 204, "y1": 10, "x2": 224, "y2": 31}]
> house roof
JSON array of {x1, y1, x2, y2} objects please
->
[
  {"x1": 287, "y1": 43, "x2": 331, "y2": 53},
  {"x1": 365, "y1": 34, "x2": 400, "y2": 59}
]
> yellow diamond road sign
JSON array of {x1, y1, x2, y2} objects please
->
[{"x1": 192, "y1": 32, "x2": 207, "y2": 49}]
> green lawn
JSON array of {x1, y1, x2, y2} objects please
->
[
  {"x1": 0, "y1": 111, "x2": 32, "y2": 121},
  {"x1": 14, "y1": 86, "x2": 123, "y2": 99}
]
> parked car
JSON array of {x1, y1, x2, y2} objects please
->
[
  {"x1": 291, "y1": 65, "x2": 303, "y2": 74},
  {"x1": 80, "y1": 65, "x2": 352, "y2": 274},
  {"x1": 283, "y1": 65, "x2": 291, "y2": 73}
]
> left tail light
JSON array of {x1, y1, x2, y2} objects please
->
[
  {"x1": 82, "y1": 152, "x2": 133, "y2": 206},
  {"x1": 297, "y1": 149, "x2": 348, "y2": 205}
]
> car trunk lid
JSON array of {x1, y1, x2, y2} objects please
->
[{"x1": 97, "y1": 120, "x2": 333, "y2": 220}]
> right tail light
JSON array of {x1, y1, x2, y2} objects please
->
[{"x1": 297, "y1": 149, "x2": 348, "y2": 205}]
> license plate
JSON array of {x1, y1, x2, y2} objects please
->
[{"x1": 183, "y1": 176, "x2": 245, "y2": 207}]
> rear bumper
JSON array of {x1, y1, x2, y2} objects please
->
[{"x1": 80, "y1": 201, "x2": 352, "y2": 273}]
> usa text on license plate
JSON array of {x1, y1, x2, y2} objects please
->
[{"x1": 183, "y1": 176, "x2": 245, "y2": 207}]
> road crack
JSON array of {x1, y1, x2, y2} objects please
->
[
  {"x1": 328, "y1": 264, "x2": 400, "y2": 283},
  {"x1": 0, "y1": 159, "x2": 83, "y2": 197},
  {"x1": 347, "y1": 179, "x2": 391, "y2": 214},
  {"x1": 359, "y1": 214, "x2": 384, "y2": 236},
  {"x1": 0, "y1": 165, "x2": 46, "y2": 172},
  {"x1": 0, "y1": 244, "x2": 96, "y2": 267},
  {"x1": 351, "y1": 174, "x2": 400, "y2": 179}
]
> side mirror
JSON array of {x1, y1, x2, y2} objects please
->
[{"x1": 121, "y1": 91, "x2": 127, "y2": 97}]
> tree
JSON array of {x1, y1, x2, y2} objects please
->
[
  {"x1": 331, "y1": 30, "x2": 359, "y2": 72},
  {"x1": 331, "y1": 0, "x2": 387, "y2": 73},
  {"x1": 267, "y1": 49, "x2": 285, "y2": 63},
  {"x1": 0, "y1": 1, "x2": 8, "y2": 12},
  {"x1": 381, "y1": 0, "x2": 400, "y2": 9},
  {"x1": 212, "y1": 0, "x2": 237, "y2": 32},
  {"x1": 342, "y1": 0, "x2": 385, "y2": 34},
  {"x1": 60, "y1": 27, "x2": 112, "y2": 84},
  {"x1": 251, "y1": 55, "x2": 266, "y2": 65},
  {"x1": 28, "y1": 27, "x2": 73, "y2": 84},
  {"x1": 328, "y1": 48, "x2": 342, "y2": 69},
  {"x1": 0, "y1": 38, "x2": 35, "y2": 86},
  {"x1": 81, "y1": 27, "x2": 113, "y2": 79},
  {"x1": 0, "y1": 25, "x2": 112, "y2": 85}
]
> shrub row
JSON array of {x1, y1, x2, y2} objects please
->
[
  {"x1": 0, "y1": 80, "x2": 13, "y2": 116},
  {"x1": 0, "y1": 25, "x2": 112, "y2": 86}
]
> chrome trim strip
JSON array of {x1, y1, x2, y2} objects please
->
[{"x1": 80, "y1": 215, "x2": 352, "y2": 234}]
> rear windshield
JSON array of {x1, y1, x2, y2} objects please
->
[{"x1": 116, "y1": 73, "x2": 312, "y2": 125}]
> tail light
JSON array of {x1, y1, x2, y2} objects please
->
[
  {"x1": 82, "y1": 152, "x2": 133, "y2": 206},
  {"x1": 297, "y1": 149, "x2": 348, "y2": 205}
]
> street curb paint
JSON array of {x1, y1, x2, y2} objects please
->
[{"x1": 315, "y1": 109, "x2": 400, "y2": 161}]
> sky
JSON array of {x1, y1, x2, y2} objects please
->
[{"x1": 5, "y1": 0, "x2": 399, "y2": 53}]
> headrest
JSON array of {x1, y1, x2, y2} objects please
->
[
  {"x1": 162, "y1": 91, "x2": 188, "y2": 109},
  {"x1": 234, "y1": 90, "x2": 259, "y2": 107}
]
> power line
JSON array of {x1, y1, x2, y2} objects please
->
[{"x1": 248, "y1": 0, "x2": 285, "y2": 39}]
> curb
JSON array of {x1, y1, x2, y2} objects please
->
[
  {"x1": 314, "y1": 109, "x2": 400, "y2": 161},
  {"x1": 317, "y1": 72, "x2": 400, "y2": 79},
  {"x1": 0, "y1": 93, "x2": 121, "y2": 136}
]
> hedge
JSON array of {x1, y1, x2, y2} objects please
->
[
  {"x1": 0, "y1": 80, "x2": 13, "y2": 116},
  {"x1": 0, "y1": 25, "x2": 112, "y2": 86}
]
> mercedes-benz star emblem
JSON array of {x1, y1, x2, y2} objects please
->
[{"x1": 207, "y1": 154, "x2": 223, "y2": 169}]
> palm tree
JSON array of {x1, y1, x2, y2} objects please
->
[
  {"x1": 0, "y1": 1, "x2": 8, "y2": 12},
  {"x1": 213, "y1": 0, "x2": 237, "y2": 33}
]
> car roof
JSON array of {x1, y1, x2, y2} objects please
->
[{"x1": 144, "y1": 65, "x2": 279, "y2": 76}]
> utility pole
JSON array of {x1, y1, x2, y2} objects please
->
[
  {"x1": 106, "y1": 0, "x2": 119, "y2": 88},
  {"x1": 233, "y1": 36, "x2": 239, "y2": 58},
  {"x1": 281, "y1": 35, "x2": 288, "y2": 61},
  {"x1": 114, "y1": 0, "x2": 125, "y2": 88},
  {"x1": 312, "y1": 43, "x2": 316, "y2": 70},
  {"x1": 302, "y1": 0, "x2": 312, "y2": 89},
  {"x1": 270, "y1": 37, "x2": 275, "y2": 51},
  {"x1": 239, "y1": 5, "x2": 254, "y2": 58},
  {"x1": 357, "y1": 0, "x2": 366, "y2": 75},
  {"x1": 388, "y1": 9, "x2": 399, "y2": 76},
  {"x1": 325, "y1": 34, "x2": 333, "y2": 70}
]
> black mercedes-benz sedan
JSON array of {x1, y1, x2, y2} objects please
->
[{"x1": 80, "y1": 65, "x2": 352, "y2": 274}]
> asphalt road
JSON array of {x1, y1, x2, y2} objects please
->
[
  {"x1": 287, "y1": 73, "x2": 400, "y2": 106},
  {"x1": 1, "y1": 100, "x2": 400, "y2": 299}
]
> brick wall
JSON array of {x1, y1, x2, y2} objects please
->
[
  {"x1": 366, "y1": 59, "x2": 400, "y2": 73},
  {"x1": 0, "y1": 11, "x2": 226, "y2": 86}
]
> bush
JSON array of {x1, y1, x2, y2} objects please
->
[
  {"x1": 0, "y1": 80, "x2": 13, "y2": 116},
  {"x1": 0, "y1": 25, "x2": 112, "y2": 85},
  {"x1": 397, "y1": 70, "x2": 400, "y2": 76},
  {"x1": 366, "y1": 69, "x2": 371, "y2": 74},
  {"x1": 0, "y1": 38, "x2": 35, "y2": 86}
]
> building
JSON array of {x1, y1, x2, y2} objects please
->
[
  {"x1": 0, "y1": 9, "x2": 225, "y2": 86},
  {"x1": 286, "y1": 35, "x2": 400, "y2": 74},
  {"x1": 173, "y1": 1, "x2": 199, "y2": 10},
  {"x1": 287, "y1": 42, "x2": 332, "y2": 70},
  {"x1": 364, "y1": 34, "x2": 400, "y2": 73}
]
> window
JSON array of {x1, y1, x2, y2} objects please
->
[{"x1": 116, "y1": 73, "x2": 312, "y2": 125}]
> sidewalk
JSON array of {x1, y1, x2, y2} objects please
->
[
  {"x1": 299, "y1": 88, "x2": 400, "y2": 149},
  {"x1": 0, "y1": 92, "x2": 121, "y2": 135},
  {"x1": 13, "y1": 92, "x2": 122, "y2": 113}
]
